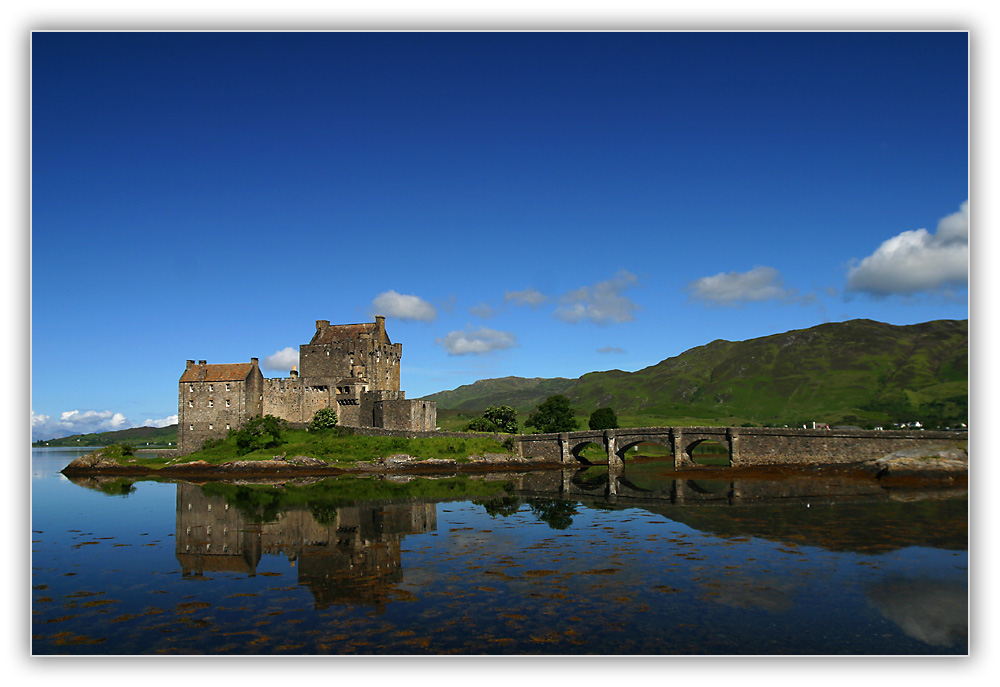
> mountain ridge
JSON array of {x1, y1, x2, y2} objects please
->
[{"x1": 420, "y1": 319, "x2": 968, "y2": 428}]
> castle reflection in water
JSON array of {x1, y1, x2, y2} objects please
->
[{"x1": 174, "y1": 483, "x2": 436, "y2": 611}]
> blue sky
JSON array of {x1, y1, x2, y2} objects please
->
[{"x1": 30, "y1": 31, "x2": 969, "y2": 441}]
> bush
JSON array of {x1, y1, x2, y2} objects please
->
[
  {"x1": 309, "y1": 408, "x2": 339, "y2": 431},
  {"x1": 201, "y1": 437, "x2": 224, "y2": 451},
  {"x1": 482, "y1": 405, "x2": 519, "y2": 434},
  {"x1": 101, "y1": 443, "x2": 135, "y2": 459},
  {"x1": 588, "y1": 407, "x2": 618, "y2": 430},
  {"x1": 465, "y1": 417, "x2": 499, "y2": 433},
  {"x1": 234, "y1": 415, "x2": 287, "y2": 456},
  {"x1": 525, "y1": 395, "x2": 578, "y2": 434}
]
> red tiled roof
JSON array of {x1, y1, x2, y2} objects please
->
[{"x1": 179, "y1": 362, "x2": 255, "y2": 383}]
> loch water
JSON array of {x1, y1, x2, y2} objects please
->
[{"x1": 30, "y1": 448, "x2": 968, "y2": 655}]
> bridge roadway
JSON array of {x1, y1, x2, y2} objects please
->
[{"x1": 510, "y1": 426, "x2": 966, "y2": 469}]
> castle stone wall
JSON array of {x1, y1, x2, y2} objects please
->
[
  {"x1": 179, "y1": 318, "x2": 432, "y2": 448},
  {"x1": 178, "y1": 359, "x2": 263, "y2": 454},
  {"x1": 262, "y1": 377, "x2": 335, "y2": 425}
]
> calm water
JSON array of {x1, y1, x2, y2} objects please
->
[{"x1": 31, "y1": 448, "x2": 968, "y2": 655}]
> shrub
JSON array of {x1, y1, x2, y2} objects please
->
[
  {"x1": 234, "y1": 415, "x2": 287, "y2": 456},
  {"x1": 465, "y1": 417, "x2": 499, "y2": 433},
  {"x1": 101, "y1": 443, "x2": 135, "y2": 459},
  {"x1": 309, "y1": 408, "x2": 339, "y2": 431},
  {"x1": 482, "y1": 405, "x2": 519, "y2": 434},
  {"x1": 588, "y1": 407, "x2": 618, "y2": 430},
  {"x1": 525, "y1": 395, "x2": 578, "y2": 434}
]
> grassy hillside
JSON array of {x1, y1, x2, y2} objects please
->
[
  {"x1": 422, "y1": 376, "x2": 576, "y2": 412},
  {"x1": 33, "y1": 424, "x2": 179, "y2": 448},
  {"x1": 422, "y1": 319, "x2": 968, "y2": 429}
]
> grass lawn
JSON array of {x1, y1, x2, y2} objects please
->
[{"x1": 99, "y1": 429, "x2": 512, "y2": 469}]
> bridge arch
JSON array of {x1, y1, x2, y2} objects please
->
[
  {"x1": 614, "y1": 437, "x2": 673, "y2": 464},
  {"x1": 684, "y1": 438, "x2": 732, "y2": 467},
  {"x1": 569, "y1": 439, "x2": 605, "y2": 464}
]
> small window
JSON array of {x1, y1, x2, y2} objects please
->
[
  {"x1": 225, "y1": 383, "x2": 230, "y2": 391},
  {"x1": 208, "y1": 399, "x2": 214, "y2": 407},
  {"x1": 208, "y1": 423, "x2": 213, "y2": 430},
  {"x1": 189, "y1": 384, "x2": 194, "y2": 392},
  {"x1": 189, "y1": 424, "x2": 194, "y2": 431},
  {"x1": 226, "y1": 424, "x2": 231, "y2": 430},
  {"x1": 188, "y1": 400, "x2": 193, "y2": 408},
  {"x1": 209, "y1": 384, "x2": 214, "y2": 392}
]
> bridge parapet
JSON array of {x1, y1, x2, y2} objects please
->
[{"x1": 510, "y1": 426, "x2": 967, "y2": 468}]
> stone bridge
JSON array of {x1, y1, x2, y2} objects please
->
[{"x1": 511, "y1": 426, "x2": 967, "y2": 469}]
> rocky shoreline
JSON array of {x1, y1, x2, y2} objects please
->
[
  {"x1": 60, "y1": 450, "x2": 557, "y2": 479},
  {"x1": 61, "y1": 443, "x2": 968, "y2": 484}
]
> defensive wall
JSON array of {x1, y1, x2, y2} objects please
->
[{"x1": 512, "y1": 426, "x2": 967, "y2": 469}]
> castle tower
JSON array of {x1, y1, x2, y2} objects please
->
[{"x1": 178, "y1": 358, "x2": 263, "y2": 454}]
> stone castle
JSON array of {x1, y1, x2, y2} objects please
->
[{"x1": 177, "y1": 316, "x2": 436, "y2": 454}]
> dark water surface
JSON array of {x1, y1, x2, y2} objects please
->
[{"x1": 31, "y1": 449, "x2": 968, "y2": 655}]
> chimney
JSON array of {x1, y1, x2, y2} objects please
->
[
  {"x1": 316, "y1": 319, "x2": 330, "y2": 330},
  {"x1": 186, "y1": 360, "x2": 195, "y2": 369},
  {"x1": 375, "y1": 315, "x2": 385, "y2": 332},
  {"x1": 198, "y1": 360, "x2": 207, "y2": 366},
  {"x1": 250, "y1": 357, "x2": 259, "y2": 366},
  {"x1": 290, "y1": 365, "x2": 299, "y2": 379}
]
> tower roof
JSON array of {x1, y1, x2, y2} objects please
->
[{"x1": 309, "y1": 319, "x2": 392, "y2": 345}]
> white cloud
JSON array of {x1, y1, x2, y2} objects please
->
[
  {"x1": 372, "y1": 290, "x2": 437, "y2": 322},
  {"x1": 504, "y1": 287, "x2": 547, "y2": 307},
  {"x1": 554, "y1": 271, "x2": 640, "y2": 324},
  {"x1": 32, "y1": 409, "x2": 181, "y2": 441},
  {"x1": 263, "y1": 346, "x2": 299, "y2": 372},
  {"x1": 597, "y1": 346, "x2": 626, "y2": 354},
  {"x1": 140, "y1": 414, "x2": 178, "y2": 428},
  {"x1": 687, "y1": 265, "x2": 806, "y2": 307},
  {"x1": 846, "y1": 201, "x2": 969, "y2": 296},
  {"x1": 436, "y1": 327, "x2": 518, "y2": 356},
  {"x1": 469, "y1": 302, "x2": 497, "y2": 319},
  {"x1": 32, "y1": 409, "x2": 130, "y2": 441}
]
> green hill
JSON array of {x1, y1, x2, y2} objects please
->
[
  {"x1": 421, "y1": 376, "x2": 576, "y2": 412},
  {"x1": 33, "y1": 424, "x2": 179, "y2": 448},
  {"x1": 421, "y1": 319, "x2": 968, "y2": 429}
]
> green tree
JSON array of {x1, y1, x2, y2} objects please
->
[
  {"x1": 234, "y1": 415, "x2": 287, "y2": 456},
  {"x1": 525, "y1": 395, "x2": 578, "y2": 434},
  {"x1": 465, "y1": 416, "x2": 498, "y2": 432},
  {"x1": 482, "y1": 405, "x2": 519, "y2": 434},
  {"x1": 309, "y1": 407, "x2": 339, "y2": 431},
  {"x1": 588, "y1": 407, "x2": 618, "y2": 430}
]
